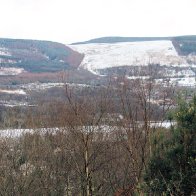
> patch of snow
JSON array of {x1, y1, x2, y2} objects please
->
[
  {"x1": 0, "y1": 89, "x2": 26, "y2": 95},
  {"x1": 0, "y1": 122, "x2": 176, "y2": 138},
  {"x1": 43, "y1": 54, "x2": 50, "y2": 60},
  {"x1": 127, "y1": 76, "x2": 150, "y2": 80},
  {"x1": 0, "y1": 47, "x2": 11, "y2": 56},
  {"x1": 0, "y1": 129, "x2": 33, "y2": 138},
  {"x1": 150, "y1": 121, "x2": 176, "y2": 128},
  {"x1": 0, "y1": 67, "x2": 24, "y2": 75},
  {"x1": 59, "y1": 60, "x2": 65, "y2": 63},
  {"x1": 66, "y1": 83, "x2": 91, "y2": 88},
  {"x1": 20, "y1": 162, "x2": 35, "y2": 176},
  {"x1": 170, "y1": 64, "x2": 189, "y2": 68},
  {"x1": 0, "y1": 100, "x2": 35, "y2": 107},
  {"x1": 176, "y1": 77, "x2": 196, "y2": 87},
  {"x1": 20, "y1": 82, "x2": 91, "y2": 91},
  {"x1": 0, "y1": 128, "x2": 59, "y2": 138},
  {"x1": 165, "y1": 68, "x2": 195, "y2": 77},
  {"x1": 20, "y1": 82, "x2": 65, "y2": 91},
  {"x1": 156, "y1": 77, "x2": 196, "y2": 87}
]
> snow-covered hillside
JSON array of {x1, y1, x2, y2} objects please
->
[{"x1": 70, "y1": 40, "x2": 187, "y2": 74}]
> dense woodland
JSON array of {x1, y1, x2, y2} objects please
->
[{"x1": 0, "y1": 78, "x2": 195, "y2": 195}]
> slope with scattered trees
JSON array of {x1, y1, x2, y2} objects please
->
[{"x1": 0, "y1": 38, "x2": 84, "y2": 72}]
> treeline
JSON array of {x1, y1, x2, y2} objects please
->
[{"x1": 173, "y1": 36, "x2": 196, "y2": 56}]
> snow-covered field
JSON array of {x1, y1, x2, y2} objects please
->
[
  {"x1": 0, "y1": 67, "x2": 24, "y2": 75},
  {"x1": 70, "y1": 40, "x2": 187, "y2": 74}
]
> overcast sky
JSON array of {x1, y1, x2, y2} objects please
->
[{"x1": 0, "y1": 0, "x2": 195, "y2": 44}]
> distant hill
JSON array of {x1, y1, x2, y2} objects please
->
[
  {"x1": 72, "y1": 37, "x2": 171, "y2": 44},
  {"x1": 72, "y1": 35, "x2": 196, "y2": 56},
  {"x1": 0, "y1": 38, "x2": 83, "y2": 72}
]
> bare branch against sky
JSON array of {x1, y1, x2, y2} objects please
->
[{"x1": 0, "y1": 0, "x2": 195, "y2": 43}]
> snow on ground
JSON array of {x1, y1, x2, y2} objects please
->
[
  {"x1": 20, "y1": 82, "x2": 65, "y2": 91},
  {"x1": 0, "y1": 67, "x2": 24, "y2": 75},
  {"x1": 20, "y1": 82, "x2": 91, "y2": 91},
  {"x1": 0, "y1": 89, "x2": 26, "y2": 95},
  {"x1": 127, "y1": 76, "x2": 150, "y2": 80},
  {"x1": 0, "y1": 129, "x2": 32, "y2": 138},
  {"x1": 0, "y1": 47, "x2": 11, "y2": 56},
  {"x1": 172, "y1": 77, "x2": 196, "y2": 87},
  {"x1": 0, "y1": 128, "x2": 55, "y2": 138},
  {"x1": 156, "y1": 77, "x2": 196, "y2": 87},
  {"x1": 164, "y1": 68, "x2": 195, "y2": 77},
  {"x1": 0, "y1": 121, "x2": 175, "y2": 138},
  {"x1": 150, "y1": 121, "x2": 176, "y2": 128},
  {"x1": 127, "y1": 68, "x2": 196, "y2": 87},
  {"x1": 70, "y1": 41, "x2": 186, "y2": 74},
  {"x1": 0, "y1": 101, "x2": 33, "y2": 107}
]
